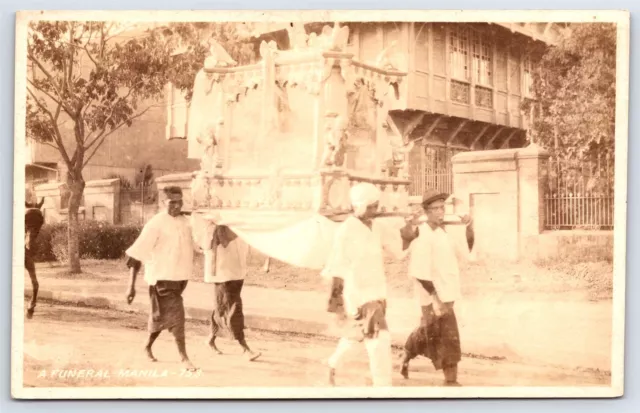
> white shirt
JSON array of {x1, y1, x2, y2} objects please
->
[
  {"x1": 408, "y1": 222, "x2": 468, "y2": 305},
  {"x1": 321, "y1": 216, "x2": 407, "y2": 316},
  {"x1": 204, "y1": 236, "x2": 249, "y2": 283},
  {"x1": 126, "y1": 211, "x2": 197, "y2": 286}
]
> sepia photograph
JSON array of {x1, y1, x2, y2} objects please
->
[{"x1": 11, "y1": 9, "x2": 629, "y2": 399}]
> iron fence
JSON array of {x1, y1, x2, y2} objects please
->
[
  {"x1": 409, "y1": 144, "x2": 461, "y2": 196},
  {"x1": 544, "y1": 158, "x2": 614, "y2": 230}
]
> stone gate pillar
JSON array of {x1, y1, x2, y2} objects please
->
[
  {"x1": 451, "y1": 143, "x2": 550, "y2": 262},
  {"x1": 516, "y1": 143, "x2": 550, "y2": 258}
]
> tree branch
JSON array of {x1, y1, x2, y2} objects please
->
[
  {"x1": 84, "y1": 44, "x2": 100, "y2": 68},
  {"x1": 77, "y1": 22, "x2": 88, "y2": 44},
  {"x1": 67, "y1": 26, "x2": 75, "y2": 96},
  {"x1": 53, "y1": 100, "x2": 62, "y2": 123},
  {"x1": 82, "y1": 105, "x2": 158, "y2": 169},
  {"x1": 84, "y1": 81, "x2": 145, "y2": 149},
  {"x1": 99, "y1": 23, "x2": 107, "y2": 60},
  {"x1": 26, "y1": 87, "x2": 72, "y2": 166},
  {"x1": 62, "y1": 52, "x2": 69, "y2": 95},
  {"x1": 27, "y1": 51, "x2": 74, "y2": 114},
  {"x1": 40, "y1": 139, "x2": 60, "y2": 151},
  {"x1": 81, "y1": 23, "x2": 101, "y2": 67},
  {"x1": 84, "y1": 108, "x2": 117, "y2": 150},
  {"x1": 26, "y1": 78, "x2": 62, "y2": 107}
]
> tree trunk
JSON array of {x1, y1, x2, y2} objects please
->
[{"x1": 66, "y1": 173, "x2": 85, "y2": 274}]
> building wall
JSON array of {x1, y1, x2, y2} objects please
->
[
  {"x1": 349, "y1": 22, "x2": 537, "y2": 128},
  {"x1": 31, "y1": 101, "x2": 199, "y2": 179},
  {"x1": 27, "y1": 38, "x2": 200, "y2": 181}
]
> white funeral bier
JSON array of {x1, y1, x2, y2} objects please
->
[{"x1": 163, "y1": 22, "x2": 468, "y2": 269}]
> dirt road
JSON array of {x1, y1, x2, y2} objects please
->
[{"x1": 21, "y1": 301, "x2": 610, "y2": 388}]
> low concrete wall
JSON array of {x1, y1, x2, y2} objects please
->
[
  {"x1": 535, "y1": 230, "x2": 614, "y2": 263},
  {"x1": 84, "y1": 178, "x2": 120, "y2": 224}
]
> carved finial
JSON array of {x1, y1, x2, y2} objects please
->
[
  {"x1": 331, "y1": 22, "x2": 350, "y2": 51},
  {"x1": 259, "y1": 40, "x2": 279, "y2": 59},
  {"x1": 286, "y1": 22, "x2": 309, "y2": 50},
  {"x1": 204, "y1": 38, "x2": 237, "y2": 70},
  {"x1": 318, "y1": 22, "x2": 350, "y2": 52}
]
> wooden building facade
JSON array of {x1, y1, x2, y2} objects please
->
[{"x1": 254, "y1": 21, "x2": 563, "y2": 196}]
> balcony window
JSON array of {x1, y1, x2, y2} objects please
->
[
  {"x1": 523, "y1": 54, "x2": 533, "y2": 97},
  {"x1": 471, "y1": 30, "x2": 493, "y2": 86},
  {"x1": 449, "y1": 25, "x2": 470, "y2": 81}
]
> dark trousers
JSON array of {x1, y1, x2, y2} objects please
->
[
  {"x1": 210, "y1": 279, "x2": 246, "y2": 341},
  {"x1": 404, "y1": 304, "x2": 462, "y2": 370},
  {"x1": 148, "y1": 280, "x2": 188, "y2": 339}
]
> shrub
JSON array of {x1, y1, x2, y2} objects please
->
[{"x1": 32, "y1": 221, "x2": 143, "y2": 263}]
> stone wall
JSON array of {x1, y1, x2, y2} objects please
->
[
  {"x1": 35, "y1": 179, "x2": 121, "y2": 224},
  {"x1": 536, "y1": 230, "x2": 614, "y2": 263},
  {"x1": 83, "y1": 179, "x2": 121, "y2": 224},
  {"x1": 452, "y1": 144, "x2": 552, "y2": 262}
]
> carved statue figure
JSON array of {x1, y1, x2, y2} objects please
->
[
  {"x1": 322, "y1": 115, "x2": 349, "y2": 168},
  {"x1": 204, "y1": 37, "x2": 237, "y2": 70},
  {"x1": 260, "y1": 40, "x2": 280, "y2": 134},
  {"x1": 197, "y1": 118, "x2": 224, "y2": 173},
  {"x1": 324, "y1": 22, "x2": 350, "y2": 52},
  {"x1": 306, "y1": 22, "x2": 350, "y2": 51},
  {"x1": 375, "y1": 40, "x2": 398, "y2": 70},
  {"x1": 385, "y1": 139, "x2": 415, "y2": 178}
]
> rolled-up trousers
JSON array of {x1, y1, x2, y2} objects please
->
[{"x1": 328, "y1": 330, "x2": 392, "y2": 387}]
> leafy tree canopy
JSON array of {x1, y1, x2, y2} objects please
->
[{"x1": 523, "y1": 23, "x2": 616, "y2": 173}]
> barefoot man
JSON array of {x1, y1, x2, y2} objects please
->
[
  {"x1": 322, "y1": 182, "x2": 419, "y2": 387},
  {"x1": 125, "y1": 186, "x2": 199, "y2": 370},
  {"x1": 399, "y1": 189, "x2": 474, "y2": 386},
  {"x1": 204, "y1": 224, "x2": 261, "y2": 361}
]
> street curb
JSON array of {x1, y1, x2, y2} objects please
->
[
  {"x1": 23, "y1": 288, "x2": 491, "y2": 360},
  {"x1": 24, "y1": 288, "x2": 611, "y2": 374},
  {"x1": 25, "y1": 288, "x2": 338, "y2": 340}
]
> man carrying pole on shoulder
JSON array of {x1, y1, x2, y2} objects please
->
[
  {"x1": 203, "y1": 223, "x2": 262, "y2": 361},
  {"x1": 400, "y1": 188, "x2": 474, "y2": 386},
  {"x1": 124, "y1": 186, "x2": 200, "y2": 371},
  {"x1": 321, "y1": 182, "x2": 420, "y2": 387}
]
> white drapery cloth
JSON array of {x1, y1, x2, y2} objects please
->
[{"x1": 190, "y1": 211, "x2": 408, "y2": 272}]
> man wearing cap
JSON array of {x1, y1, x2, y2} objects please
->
[
  {"x1": 399, "y1": 188, "x2": 474, "y2": 386},
  {"x1": 321, "y1": 182, "x2": 419, "y2": 387},
  {"x1": 124, "y1": 186, "x2": 200, "y2": 371}
]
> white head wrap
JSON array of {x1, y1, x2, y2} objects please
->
[{"x1": 350, "y1": 182, "x2": 381, "y2": 217}]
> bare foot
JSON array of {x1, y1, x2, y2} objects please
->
[
  {"x1": 182, "y1": 359, "x2": 198, "y2": 371},
  {"x1": 328, "y1": 367, "x2": 336, "y2": 386},
  {"x1": 145, "y1": 346, "x2": 158, "y2": 362},
  {"x1": 244, "y1": 350, "x2": 262, "y2": 362},
  {"x1": 400, "y1": 363, "x2": 409, "y2": 379},
  {"x1": 207, "y1": 338, "x2": 223, "y2": 355},
  {"x1": 26, "y1": 308, "x2": 35, "y2": 319}
]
